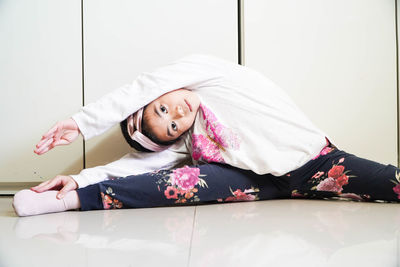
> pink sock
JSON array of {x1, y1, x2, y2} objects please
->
[{"x1": 12, "y1": 189, "x2": 81, "y2": 217}]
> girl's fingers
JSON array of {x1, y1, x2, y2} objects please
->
[
  {"x1": 31, "y1": 182, "x2": 51, "y2": 192},
  {"x1": 34, "y1": 178, "x2": 60, "y2": 193},
  {"x1": 35, "y1": 124, "x2": 58, "y2": 149},
  {"x1": 37, "y1": 145, "x2": 52, "y2": 155},
  {"x1": 35, "y1": 138, "x2": 54, "y2": 154},
  {"x1": 36, "y1": 135, "x2": 53, "y2": 148},
  {"x1": 54, "y1": 126, "x2": 65, "y2": 141},
  {"x1": 36, "y1": 137, "x2": 53, "y2": 151},
  {"x1": 31, "y1": 180, "x2": 51, "y2": 192},
  {"x1": 53, "y1": 139, "x2": 69, "y2": 147},
  {"x1": 34, "y1": 141, "x2": 49, "y2": 154},
  {"x1": 57, "y1": 182, "x2": 75, "y2": 199},
  {"x1": 35, "y1": 147, "x2": 50, "y2": 155},
  {"x1": 42, "y1": 125, "x2": 58, "y2": 139}
]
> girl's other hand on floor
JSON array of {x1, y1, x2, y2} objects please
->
[
  {"x1": 31, "y1": 175, "x2": 78, "y2": 199},
  {"x1": 34, "y1": 118, "x2": 80, "y2": 155}
]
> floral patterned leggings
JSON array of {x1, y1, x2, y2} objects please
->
[{"x1": 76, "y1": 147, "x2": 400, "y2": 211}]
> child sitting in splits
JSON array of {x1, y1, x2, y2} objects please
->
[{"x1": 12, "y1": 54, "x2": 400, "y2": 217}]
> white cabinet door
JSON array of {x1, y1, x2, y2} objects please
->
[
  {"x1": 0, "y1": 0, "x2": 83, "y2": 183},
  {"x1": 245, "y1": 0, "x2": 397, "y2": 165},
  {"x1": 83, "y1": 0, "x2": 238, "y2": 168}
]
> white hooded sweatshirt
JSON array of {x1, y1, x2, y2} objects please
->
[{"x1": 70, "y1": 54, "x2": 330, "y2": 188}]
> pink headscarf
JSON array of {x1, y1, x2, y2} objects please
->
[{"x1": 126, "y1": 108, "x2": 171, "y2": 152}]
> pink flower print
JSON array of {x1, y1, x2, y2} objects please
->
[
  {"x1": 316, "y1": 177, "x2": 343, "y2": 193},
  {"x1": 336, "y1": 174, "x2": 349, "y2": 187},
  {"x1": 170, "y1": 166, "x2": 200, "y2": 191},
  {"x1": 200, "y1": 105, "x2": 241, "y2": 149},
  {"x1": 339, "y1": 193, "x2": 364, "y2": 201},
  {"x1": 101, "y1": 192, "x2": 112, "y2": 209},
  {"x1": 201, "y1": 105, "x2": 223, "y2": 141},
  {"x1": 220, "y1": 127, "x2": 241, "y2": 150},
  {"x1": 338, "y1": 157, "x2": 345, "y2": 164},
  {"x1": 191, "y1": 134, "x2": 205, "y2": 161},
  {"x1": 320, "y1": 147, "x2": 333, "y2": 156},
  {"x1": 312, "y1": 146, "x2": 334, "y2": 160},
  {"x1": 200, "y1": 104, "x2": 217, "y2": 126},
  {"x1": 291, "y1": 192, "x2": 305, "y2": 198},
  {"x1": 101, "y1": 192, "x2": 123, "y2": 209},
  {"x1": 393, "y1": 184, "x2": 400, "y2": 199},
  {"x1": 164, "y1": 186, "x2": 179, "y2": 199},
  {"x1": 210, "y1": 123, "x2": 226, "y2": 147},
  {"x1": 244, "y1": 188, "x2": 256, "y2": 194},
  {"x1": 112, "y1": 199, "x2": 123, "y2": 209},
  {"x1": 192, "y1": 104, "x2": 241, "y2": 163},
  {"x1": 328, "y1": 165, "x2": 345, "y2": 179},
  {"x1": 225, "y1": 189, "x2": 256, "y2": 202},
  {"x1": 312, "y1": 171, "x2": 324, "y2": 179},
  {"x1": 192, "y1": 134, "x2": 224, "y2": 163}
]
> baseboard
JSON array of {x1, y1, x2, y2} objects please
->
[{"x1": 0, "y1": 182, "x2": 39, "y2": 195}]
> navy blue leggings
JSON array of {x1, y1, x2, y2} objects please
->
[{"x1": 77, "y1": 147, "x2": 400, "y2": 211}]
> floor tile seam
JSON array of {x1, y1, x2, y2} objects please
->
[{"x1": 186, "y1": 206, "x2": 197, "y2": 267}]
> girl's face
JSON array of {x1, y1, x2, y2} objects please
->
[{"x1": 144, "y1": 89, "x2": 200, "y2": 142}]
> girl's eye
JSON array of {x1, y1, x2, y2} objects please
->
[
  {"x1": 171, "y1": 122, "x2": 178, "y2": 131},
  {"x1": 160, "y1": 105, "x2": 167, "y2": 113}
]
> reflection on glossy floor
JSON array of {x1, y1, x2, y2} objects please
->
[{"x1": 0, "y1": 196, "x2": 399, "y2": 267}]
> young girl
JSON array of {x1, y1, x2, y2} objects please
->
[{"x1": 13, "y1": 54, "x2": 400, "y2": 216}]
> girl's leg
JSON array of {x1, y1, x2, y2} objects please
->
[
  {"x1": 77, "y1": 163, "x2": 292, "y2": 211},
  {"x1": 288, "y1": 147, "x2": 400, "y2": 202}
]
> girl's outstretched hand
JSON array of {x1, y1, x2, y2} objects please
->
[
  {"x1": 34, "y1": 118, "x2": 80, "y2": 155},
  {"x1": 31, "y1": 175, "x2": 78, "y2": 199}
]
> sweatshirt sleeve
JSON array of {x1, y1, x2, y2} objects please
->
[
  {"x1": 71, "y1": 54, "x2": 225, "y2": 140},
  {"x1": 70, "y1": 140, "x2": 191, "y2": 189}
]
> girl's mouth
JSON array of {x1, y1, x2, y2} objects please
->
[{"x1": 184, "y1": 99, "x2": 192, "y2": 112}]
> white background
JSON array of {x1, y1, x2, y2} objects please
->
[{"x1": 0, "y1": 0, "x2": 397, "y2": 184}]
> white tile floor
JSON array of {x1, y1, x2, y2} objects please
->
[{"x1": 0, "y1": 196, "x2": 399, "y2": 267}]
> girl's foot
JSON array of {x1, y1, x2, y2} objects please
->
[{"x1": 13, "y1": 189, "x2": 80, "y2": 217}]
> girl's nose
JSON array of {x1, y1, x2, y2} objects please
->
[{"x1": 175, "y1": 105, "x2": 185, "y2": 118}]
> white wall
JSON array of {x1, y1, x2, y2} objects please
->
[
  {"x1": 0, "y1": 0, "x2": 83, "y2": 183},
  {"x1": 0, "y1": 0, "x2": 398, "y2": 185},
  {"x1": 83, "y1": 0, "x2": 238, "y2": 168},
  {"x1": 245, "y1": 0, "x2": 397, "y2": 165}
]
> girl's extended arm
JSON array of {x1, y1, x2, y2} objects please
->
[
  {"x1": 69, "y1": 144, "x2": 190, "y2": 189},
  {"x1": 34, "y1": 54, "x2": 225, "y2": 154},
  {"x1": 72, "y1": 54, "x2": 224, "y2": 141},
  {"x1": 32, "y1": 136, "x2": 191, "y2": 198}
]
